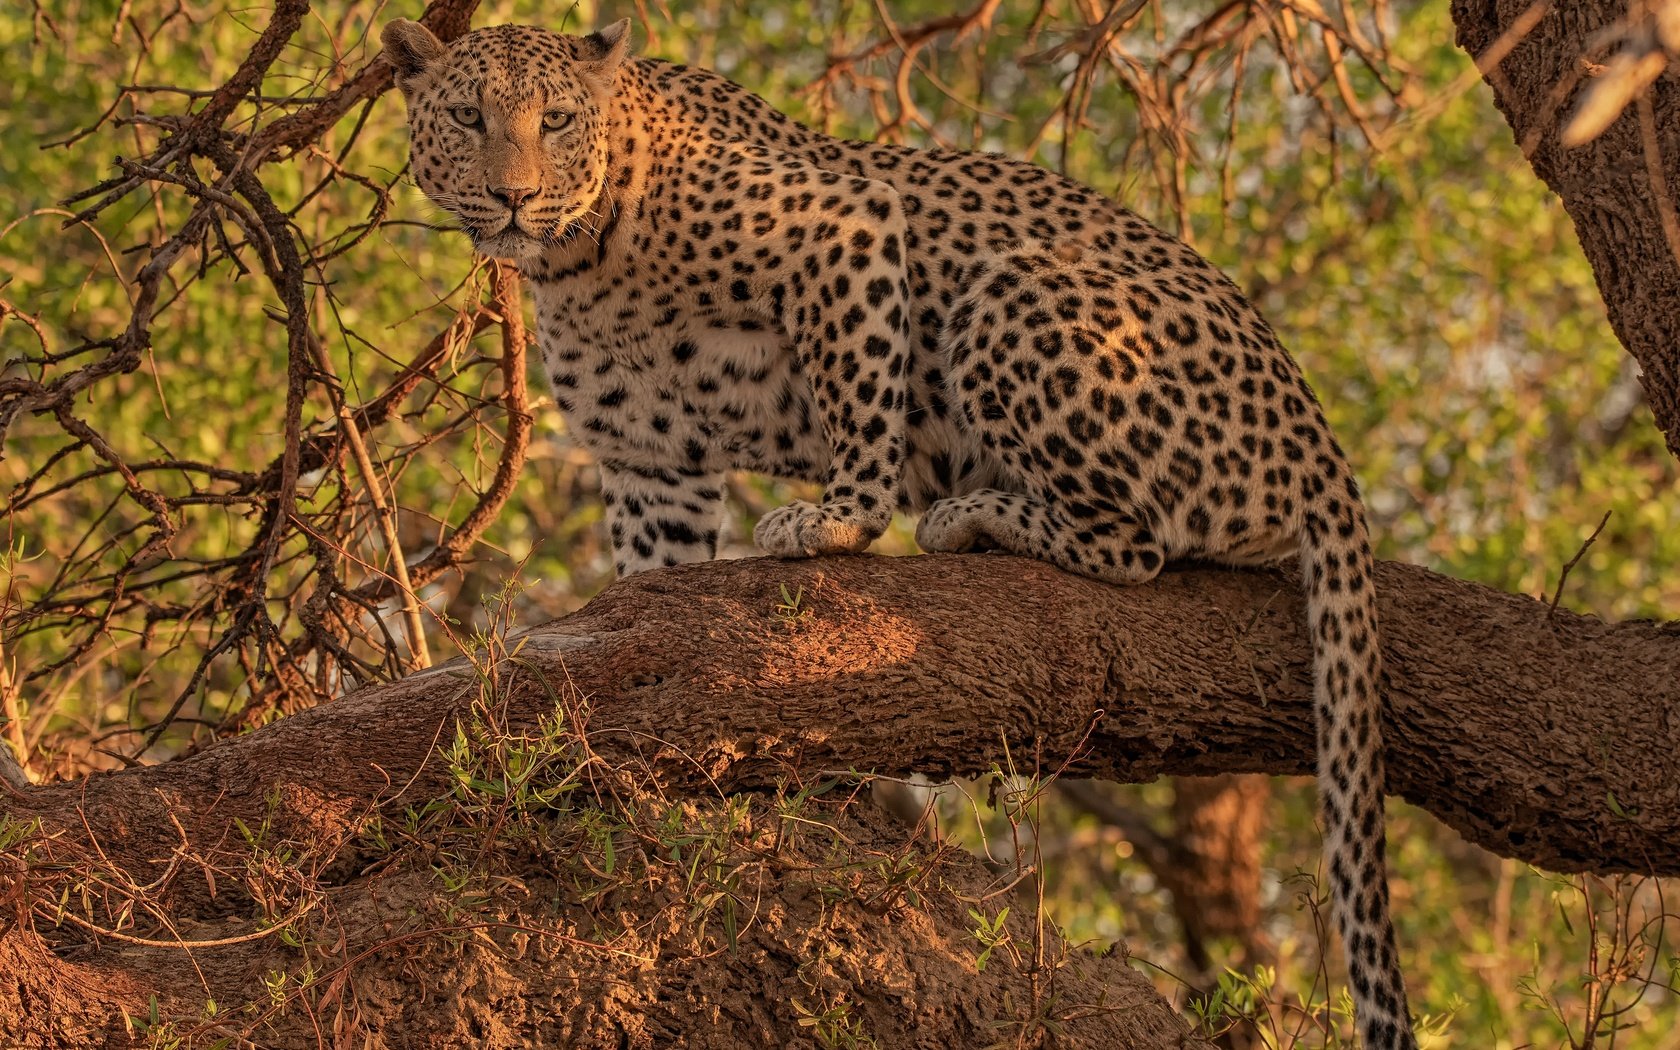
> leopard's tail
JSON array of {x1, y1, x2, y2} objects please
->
[{"x1": 1298, "y1": 495, "x2": 1416, "y2": 1050}]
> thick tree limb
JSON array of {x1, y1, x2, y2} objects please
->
[
  {"x1": 1452, "y1": 0, "x2": 1680, "y2": 457},
  {"x1": 7, "y1": 553, "x2": 1678, "y2": 893}
]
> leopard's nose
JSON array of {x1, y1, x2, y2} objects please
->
[{"x1": 489, "y1": 184, "x2": 538, "y2": 210}]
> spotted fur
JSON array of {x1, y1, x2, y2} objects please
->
[{"x1": 383, "y1": 18, "x2": 1415, "y2": 1046}]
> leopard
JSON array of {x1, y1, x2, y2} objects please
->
[{"x1": 381, "y1": 16, "x2": 1416, "y2": 1048}]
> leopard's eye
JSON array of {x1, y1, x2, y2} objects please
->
[
  {"x1": 450, "y1": 105, "x2": 483, "y2": 129},
  {"x1": 541, "y1": 110, "x2": 574, "y2": 133}
]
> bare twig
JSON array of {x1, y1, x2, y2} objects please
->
[{"x1": 1547, "y1": 509, "x2": 1613, "y2": 618}]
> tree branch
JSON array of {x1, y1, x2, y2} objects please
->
[{"x1": 8, "y1": 553, "x2": 1677, "y2": 901}]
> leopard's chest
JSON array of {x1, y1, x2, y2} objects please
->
[
  {"x1": 532, "y1": 282, "x2": 829, "y2": 477},
  {"x1": 525, "y1": 246, "x2": 999, "y2": 503}
]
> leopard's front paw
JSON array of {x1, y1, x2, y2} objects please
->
[{"x1": 753, "y1": 499, "x2": 885, "y2": 558}]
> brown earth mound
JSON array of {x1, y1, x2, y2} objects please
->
[{"x1": 2, "y1": 740, "x2": 1203, "y2": 1049}]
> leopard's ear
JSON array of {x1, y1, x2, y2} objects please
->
[
  {"x1": 382, "y1": 19, "x2": 445, "y2": 96},
  {"x1": 583, "y1": 18, "x2": 632, "y2": 79}
]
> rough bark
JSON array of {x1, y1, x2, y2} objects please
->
[
  {"x1": 1452, "y1": 0, "x2": 1680, "y2": 456},
  {"x1": 7, "y1": 553, "x2": 1679, "y2": 900}
]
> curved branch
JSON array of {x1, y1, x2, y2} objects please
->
[
  {"x1": 251, "y1": 0, "x2": 484, "y2": 163},
  {"x1": 8, "y1": 553, "x2": 1678, "y2": 902}
]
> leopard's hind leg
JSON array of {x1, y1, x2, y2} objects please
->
[
  {"x1": 924, "y1": 245, "x2": 1196, "y2": 586},
  {"x1": 916, "y1": 490, "x2": 1165, "y2": 585}
]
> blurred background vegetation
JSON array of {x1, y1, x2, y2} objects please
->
[{"x1": 2, "y1": 0, "x2": 1676, "y2": 1046}]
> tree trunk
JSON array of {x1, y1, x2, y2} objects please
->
[
  {"x1": 1168, "y1": 775, "x2": 1273, "y2": 971},
  {"x1": 1059, "y1": 776, "x2": 1274, "y2": 973},
  {"x1": 1453, "y1": 0, "x2": 1680, "y2": 456}
]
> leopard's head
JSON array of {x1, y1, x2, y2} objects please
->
[{"x1": 381, "y1": 19, "x2": 631, "y2": 262}]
